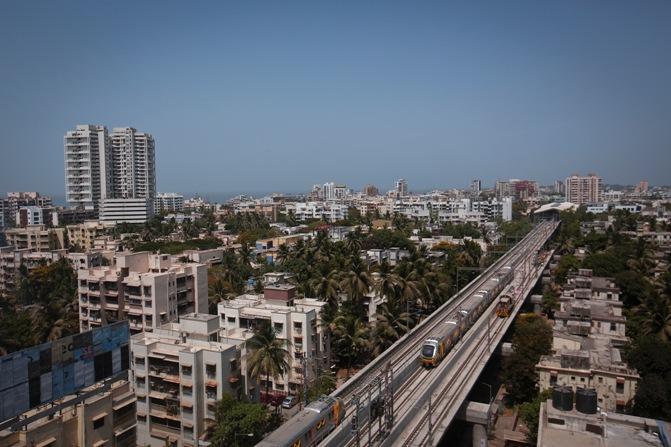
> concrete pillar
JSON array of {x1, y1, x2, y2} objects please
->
[{"x1": 473, "y1": 423, "x2": 488, "y2": 447}]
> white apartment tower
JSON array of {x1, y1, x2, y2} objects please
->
[
  {"x1": 565, "y1": 173, "x2": 603, "y2": 205},
  {"x1": 110, "y1": 127, "x2": 156, "y2": 200},
  {"x1": 64, "y1": 125, "x2": 156, "y2": 211},
  {"x1": 64, "y1": 125, "x2": 112, "y2": 210}
]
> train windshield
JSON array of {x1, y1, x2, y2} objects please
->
[{"x1": 421, "y1": 344, "x2": 435, "y2": 357}]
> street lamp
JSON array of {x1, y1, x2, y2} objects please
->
[{"x1": 235, "y1": 432, "x2": 254, "y2": 447}]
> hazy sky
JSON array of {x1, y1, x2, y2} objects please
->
[{"x1": 1, "y1": 1, "x2": 670, "y2": 196}]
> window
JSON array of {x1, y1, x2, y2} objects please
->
[
  {"x1": 228, "y1": 317, "x2": 236, "y2": 324},
  {"x1": 598, "y1": 377, "x2": 603, "y2": 384},
  {"x1": 182, "y1": 386, "x2": 192, "y2": 396},
  {"x1": 610, "y1": 323, "x2": 617, "y2": 331},
  {"x1": 93, "y1": 416, "x2": 105, "y2": 430},
  {"x1": 181, "y1": 365, "x2": 192, "y2": 376},
  {"x1": 570, "y1": 376, "x2": 575, "y2": 381},
  {"x1": 143, "y1": 286, "x2": 152, "y2": 295},
  {"x1": 206, "y1": 364, "x2": 216, "y2": 379},
  {"x1": 274, "y1": 322, "x2": 284, "y2": 333},
  {"x1": 135, "y1": 357, "x2": 145, "y2": 366},
  {"x1": 616, "y1": 382, "x2": 624, "y2": 394},
  {"x1": 580, "y1": 377, "x2": 585, "y2": 383}
]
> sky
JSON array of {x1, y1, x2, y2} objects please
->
[{"x1": 1, "y1": 1, "x2": 670, "y2": 197}]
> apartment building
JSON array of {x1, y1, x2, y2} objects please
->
[
  {"x1": 0, "y1": 380, "x2": 136, "y2": 447},
  {"x1": 109, "y1": 127, "x2": 156, "y2": 200},
  {"x1": 218, "y1": 286, "x2": 328, "y2": 401},
  {"x1": 64, "y1": 125, "x2": 156, "y2": 212},
  {"x1": 131, "y1": 314, "x2": 245, "y2": 447},
  {"x1": 77, "y1": 251, "x2": 208, "y2": 333},
  {"x1": 4, "y1": 225, "x2": 66, "y2": 251},
  {"x1": 99, "y1": 197, "x2": 154, "y2": 224},
  {"x1": 15, "y1": 205, "x2": 49, "y2": 227},
  {"x1": 564, "y1": 269, "x2": 621, "y2": 302},
  {"x1": 553, "y1": 299, "x2": 627, "y2": 341},
  {"x1": 3, "y1": 192, "x2": 53, "y2": 227},
  {"x1": 537, "y1": 337, "x2": 639, "y2": 412},
  {"x1": 0, "y1": 247, "x2": 67, "y2": 297},
  {"x1": 538, "y1": 397, "x2": 663, "y2": 447},
  {"x1": 65, "y1": 125, "x2": 112, "y2": 210},
  {"x1": 395, "y1": 178, "x2": 408, "y2": 198},
  {"x1": 565, "y1": 173, "x2": 603, "y2": 205},
  {"x1": 67, "y1": 220, "x2": 111, "y2": 251},
  {"x1": 154, "y1": 193, "x2": 185, "y2": 213},
  {"x1": 287, "y1": 202, "x2": 349, "y2": 222}
]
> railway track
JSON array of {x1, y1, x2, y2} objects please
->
[{"x1": 321, "y1": 222, "x2": 555, "y2": 446}]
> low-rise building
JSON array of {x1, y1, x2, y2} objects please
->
[
  {"x1": 78, "y1": 252, "x2": 208, "y2": 334},
  {"x1": 0, "y1": 246, "x2": 68, "y2": 297},
  {"x1": 154, "y1": 193, "x2": 185, "y2": 213},
  {"x1": 99, "y1": 198, "x2": 154, "y2": 224},
  {"x1": 537, "y1": 333, "x2": 639, "y2": 412},
  {"x1": 0, "y1": 379, "x2": 136, "y2": 447},
  {"x1": 4, "y1": 225, "x2": 66, "y2": 251},
  {"x1": 217, "y1": 286, "x2": 327, "y2": 401},
  {"x1": 130, "y1": 314, "x2": 245, "y2": 447},
  {"x1": 67, "y1": 220, "x2": 111, "y2": 251},
  {"x1": 537, "y1": 397, "x2": 664, "y2": 447}
]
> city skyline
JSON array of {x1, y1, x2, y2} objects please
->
[{"x1": 2, "y1": 1, "x2": 670, "y2": 194}]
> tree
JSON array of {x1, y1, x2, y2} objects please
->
[
  {"x1": 332, "y1": 313, "x2": 369, "y2": 376},
  {"x1": 518, "y1": 389, "x2": 552, "y2": 445},
  {"x1": 245, "y1": 322, "x2": 291, "y2": 402},
  {"x1": 554, "y1": 254, "x2": 580, "y2": 284},
  {"x1": 635, "y1": 294, "x2": 671, "y2": 343},
  {"x1": 209, "y1": 393, "x2": 281, "y2": 447},
  {"x1": 502, "y1": 314, "x2": 553, "y2": 403}
]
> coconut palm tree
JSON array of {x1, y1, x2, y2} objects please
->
[
  {"x1": 370, "y1": 298, "x2": 412, "y2": 357},
  {"x1": 310, "y1": 269, "x2": 341, "y2": 307},
  {"x1": 636, "y1": 294, "x2": 671, "y2": 342},
  {"x1": 245, "y1": 323, "x2": 291, "y2": 404},
  {"x1": 332, "y1": 313, "x2": 369, "y2": 377}
]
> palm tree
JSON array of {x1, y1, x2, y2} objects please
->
[
  {"x1": 310, "y1": 269, "x2": 341, "y2": 306},
  {"x1": 370, "y1": 298, "x2": 412, "y2": 357},
  {"x1": 332, "y1": 313, "x2": 369, "y2": 377},
  {"x1": 636, "y1": 294, "x2": 671, "y2": 342},
  {"x1": 245, "y1": 323, "x2": 291, "y2": 404}
]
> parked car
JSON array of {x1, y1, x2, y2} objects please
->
[{"x1": 282, "y1": 395, "x2": 298, "y2": 409}]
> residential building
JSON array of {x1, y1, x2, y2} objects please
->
[
  {"x1": 470, "y1": 179, "x2": 481, "y2": 196},
  {"x1": 64, "y1": 125, "x2": 156, "y2": 211},
  {"x1": 565, "y1": 173, "x2": 603, "y2": 205},
  {"x1": 77, "y1": 252, "x2": 208, "y2": 333},
  {"x1": 51, "y1": 207, "x2": 99, "y2": 226},
  {"x1": 0, "y1": 247, "x2": 68, "y2": 297},
  {"x1": 65, "y1": 125, "x2": 112, "y2": 210},
  {"x1": 218, "y1": 287, "x2": 328, "y2": 401},
  {"x1": 67, "y1": 220, "x2": 110, "y2": 251},
  {"x1": 1, "y1": 192, "x2": 52, "y2": 227},
  {"x1": 154, "y1": 193, "x2": 185, "y2": 213},
  {"x1": 99, "y1": 198, "x2": 154, "y2": 224},
  {"x1": 0, "y1": 380, "x2": 136, "y2": 447},
  {"x1": 495, "y1": 179, "x2": 537, "y2": 201},
  {"x1": 536, "y1": 339, "x2": 639, "y2": 412},
  {"x1": 395, "y1": 178, "x2": 408, "y2": 198},
  {"x1": 634, "y1": 180, "x2": 649, "y2": 194},
  {"x1": 131, "y1": 314, "x2": 244, "y2": 447},
  {"x1": 15, "y1": 205, "x2": 48, "y2": 227},
  {"x1": 554, "y1": 180, "x2": 565, "y2": 195},
  {"x1": 363, "y1": 184, "x2": 379, "y2": 197},
  {"x1": 537, "y1": 397, "x2": 663, "y2": 447},
  {"x1": 4, "y1": 225, "x2": 66, "y2": 251},
  {"x1": 109, "y1": 127, "x2": 156, "y2": 200},
  {"x1": 286, "y1": 202, "x2": 349, "y2": 222}
]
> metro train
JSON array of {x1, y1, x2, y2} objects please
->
[
  {"x1": 257, "y1": 396, "x2": 345, "y2": 447},
  {"x1": 420, "y1": 265, "x2": 514, "y2": 367}
]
